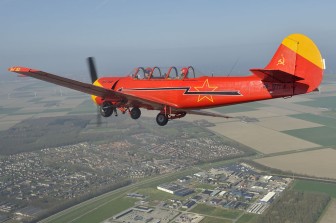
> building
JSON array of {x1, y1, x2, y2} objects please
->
[
  {"x1": 112, "y1": 206, "x2": 153, "y2": 220},
  {"x1": 157, "y1": 183, "x2": 194, "y2": 196},
  {"x1": 260, "y1": 192, "x2": 276, "y2": 203},
  {"x1": 210, "y1": 198, "x2": 222, "y2": 205},
  {"x1": 182, "y1": 200, "x2": 196, "y2": 209},
  {"x1": 210, "y1": 190, "x2": 220, "y2": 196},
  {"x1": 178, "y1": 176, "x2": 192, "y2": 183},
  {"x1": 175, "y1": 188, "x2": 194, "y2": 197},
  {"x1": 157, "y1": 183, "x2": 183, "y2": 194},
  {"x1": 127, "y1": 193, "x2": 145, "y2": 199},
  {"x1": 202, "y1": 189, "x2": 213, "y2": 195},
  {"x1": 218, "y1": 191, "x2": 227, "y2": 196}
]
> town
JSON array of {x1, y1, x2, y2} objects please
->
[
  {"x1": 109, "y1": 163, "x2": 292, "y2": 223},
  {"x1": 0, "y1": 130, "x2": 250, "y2": 222}
]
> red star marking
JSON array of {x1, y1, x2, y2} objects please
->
[{"x1": 194, "y1": 79, "x2": 218, "y2": 102}]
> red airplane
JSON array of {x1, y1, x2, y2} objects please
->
[{"x1": 8, "y1": 34, "x2": 324, "y2": 126}]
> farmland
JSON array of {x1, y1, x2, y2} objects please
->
[
  {"x1": 2, "y1": 78, "x2": 336, "y2": 222},
  {"x1": 319, "y1": 199, "x2": 336, "y2": 223},
  {"x1": 293, "y1": 180, "x2": 336, "y2": 197},
  {"x1": 256, "y1": 149, "x2": 336, "y2": 179}
]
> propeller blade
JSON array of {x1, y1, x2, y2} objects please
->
[{"x1": 87, "y1": 57, "x2": 98, "y2": 84}]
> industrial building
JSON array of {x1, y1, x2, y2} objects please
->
[
  {"x1": 182, "y1": 200, "x2": 196, "y2": 209},
  {"x1": 157, "y1": 183, "x2": 194, "y2": 197},
  {"x1": 260, "y1": 191, "x2": 276, "y2": 203}
]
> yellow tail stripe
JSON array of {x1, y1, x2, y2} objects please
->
[{"x1": 282, "y1": 34, "x2": 323, "y2": 69}]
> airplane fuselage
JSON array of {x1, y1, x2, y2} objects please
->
[
  {"x1": 93, "y1": 75, "x2": 302, "y2": 110},
  {"x1": 9, "y1": 34, "x2": 324, "y2": 126}
]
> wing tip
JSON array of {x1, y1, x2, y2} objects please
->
[
  {"x1": 8, "y1": 66, "x2": 28, "y2": 72},
  {"x1": 8, "y1": 66, "x2": 37, "y2": 73}
]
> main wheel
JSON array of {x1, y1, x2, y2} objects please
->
[
  {"x1": 130, "y1": 107, "x2": 141, "y2": 119},
  {"x1": 99, "y1": 102, "x2": 113, "y2": 117},
  {"x1": 156, "y1": 113, "x2": 168, "y2": 126}
]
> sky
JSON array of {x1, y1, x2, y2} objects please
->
[{"x1": 1, "y1": 0, "x2": 335, "y2": 80}]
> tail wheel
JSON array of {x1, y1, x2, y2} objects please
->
[
  {"x1": 100, "y1": 102, "x2": 113, "y2": 117},
  {"x1": 156, "y1": 113, "x2": 168, "y2": 126},
  {"x1": 130, "y1": 107, "x2": 141, "y2": 119}
]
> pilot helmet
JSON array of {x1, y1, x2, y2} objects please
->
[
  {"x1": 145, "y1": 67, "x2": 152, "y2": 74},
  {"x1": 180, "y1": 67, "x2": 188, "y2": 76}
]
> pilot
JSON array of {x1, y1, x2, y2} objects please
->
[
  {"x1": 180, "y1": 67, "x2": 188, "y2": 79},
  {"x1": 145, "y1": 67, "x2": 152, "y2": 79}
]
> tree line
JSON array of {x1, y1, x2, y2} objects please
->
[{"x1": 256, "y1": 190, "x2": 330, "y2": 223}]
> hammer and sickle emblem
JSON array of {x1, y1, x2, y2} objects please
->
[{"x1": 277, "y1": 54, "x2": 285, "y2": 66}]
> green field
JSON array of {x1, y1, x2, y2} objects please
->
[
  {"x1": 296, "y1": 96, "x2": 336, "y2": 110},
  {"x1": 293, "y1": 180, "x2": 336, "y2": 197},
  {"x1": 236, "y1": 214, "x2": 257, "y2": 223},
  {"x1": 15, "y1": 82, "x2": 52, "y2": 91},
  {"x1": 68, "y1": 99, "x2": 96, "y2": 114},
  {"x1": 48, "y1": 189, "x2": 131, "y2": 223},
  {"x1": 69, "y1": 197, "x2": 135, "y2": 223},
  {"x1": 136, "y1": 187, "x2": 182, "y2": 202},
  {"x1": 200, "y1": 216, "x2": 232, "y2": 223},
  {"x1": 28, "y1": 97, "x2": 43, "y2": 103},
  {"x1": 322, "y1": 110, "x2": 336, "y2": 118},
  {"x1": 0, "y1": 106, "x2": 21, "y2": 114},
  {"x1": 284, "y1": 113, "x2": 336, "y2": 146},
  {"x1": 284, "y1": 126, "x2": 336, "y2": 147},
  {"x1": 191, "y1": 204, "x2": 241, "y2": 219},
  {"x1": 212, "y1": 102, "x2": 262, "y2": 114},
  {"x1": 65, "y1": 95, "x2": 88, "y2": 99},
  {"x1": 290, "y1": 113, "x2": 336, "y2": 128},
  {"x1": 43, "y1": 108, "x2": 72, "y2": 113}
]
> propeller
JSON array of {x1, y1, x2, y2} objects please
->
[
  {"x1": 87, "y1": 57, "x2": 98, "y2": 84},
  {"x1": 87, "y1": 57, "x2": 102, "y2": 127}
]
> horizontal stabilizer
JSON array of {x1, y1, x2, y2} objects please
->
[{"x1": 250, "y1": 69, "x2": 304, "y2": 83}]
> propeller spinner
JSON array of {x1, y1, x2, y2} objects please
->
[{"x1": 86, "y1": 57, "x2": 116, "y2": 127}]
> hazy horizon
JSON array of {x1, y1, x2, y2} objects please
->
[{"x1": 1, "y1": 0, "x2": 335, "y2": 79}]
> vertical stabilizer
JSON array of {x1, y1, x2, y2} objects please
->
[{"x1": 251, "y1": 34, "x2": 324, "y2": 93}]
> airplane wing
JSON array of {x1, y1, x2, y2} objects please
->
[
  {"x1": 7, "y1": 66, "x2": 176, "y2": 110},
  {"x1": 8, "y1": 66, "x2": 233, "y2": 119},
  {"x1": 8, "y1": 67, "x2": 116, "y2": 98}
]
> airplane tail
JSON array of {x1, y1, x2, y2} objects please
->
[{"x1": 250, "y1": 34, "x2": 324, "y2": 94}]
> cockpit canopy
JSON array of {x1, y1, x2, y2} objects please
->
[{"x1": 131, "y1": 66, "x2": 196, "y2": 80}]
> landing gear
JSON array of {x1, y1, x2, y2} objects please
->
[
  {"x1": 156, "y1": 113, "x2": 169, "y2": 126},
  {"x1": 98, "y1": 102, "x2": 187, "y2": 127},
  {"x1": 156, "y1": 112, "x2": 186, "y2": 126},
  {"x1": 130, "y1": 107, "x2": 141, "y2": 119},
  {"x1": 99, "y1": 101, "x2": 113, "y2": 117}
]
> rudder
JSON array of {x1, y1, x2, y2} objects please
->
[{"x1": 265, "y1": 34, "x2": 324, "y2": 93}]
